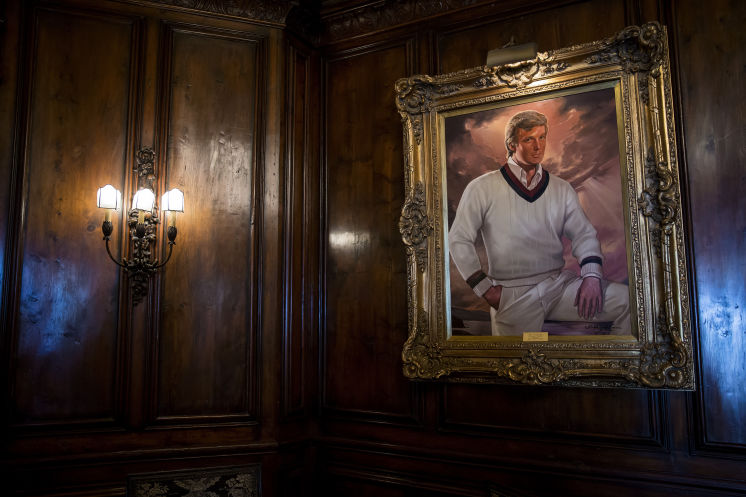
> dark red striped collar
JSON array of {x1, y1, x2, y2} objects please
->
[{"x1": 500, "y1": 165, "x2": 550, "y2": 203}]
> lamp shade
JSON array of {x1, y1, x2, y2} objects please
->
[
  {"x1": 97, "y1": 184, "x2": 122, "y2": 209},
  {"x1": 161, "y1": 188, "x2": 185, "y2": 212},
  {"x1": 132, "y1": 188, "x2": 155, "y2": 212}
]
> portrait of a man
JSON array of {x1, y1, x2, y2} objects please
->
[{"x1": 445, "y1": 88, "x2": 632, "y2": 337}]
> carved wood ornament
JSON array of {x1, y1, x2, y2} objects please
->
[
  {"x1": 321, "y1": 0, "x2": 486, "y2": 43},
  {"x1": 135, "y1": 0, "x2": 294, "y2": 23},
  {"x1": 126, "y1": 148, "x2": 162, "y2": 305}
]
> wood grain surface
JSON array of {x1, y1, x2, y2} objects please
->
[{"x1": 0, "y1": 0, "x2": 744, "y2": 495}]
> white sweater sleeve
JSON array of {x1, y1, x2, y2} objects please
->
[
  {"x1": 562, "y1": 186, "x2": 603, "y2": 277},
  {"x1": 448, "y1": 180, "x2": 485, "y2": 283}
]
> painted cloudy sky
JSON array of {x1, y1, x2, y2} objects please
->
[{"x1": 445, "y1": 87, "x2": 629, "y2": 312}]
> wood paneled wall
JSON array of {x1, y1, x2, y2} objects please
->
[
  {"x1": 12, "y1": 6, "x2": 134, "y2": 427},
  {"x1": 0, "y1": 0, "x2": 315, "y2": 494},
  {"x1": 155, "y1": 23, "x2": 261, "y2": 424},
  {"x1": 1, "y1": 0, "x2": 745, "y2": 495},
  {"x1": 323, "y1": 40, "x2": 415, "y2": 422},
  {"x1": 675, "y1": 0, "x2": 746, "y2": 454},
  {"x1": 318, "y1": 0, "x2": 746, "y2": 496}
]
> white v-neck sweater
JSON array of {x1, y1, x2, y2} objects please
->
[{"x1": 448, "y1": 168, "x2": 602, "y2": 288}]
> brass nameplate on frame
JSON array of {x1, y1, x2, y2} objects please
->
[{"x1": 397, "y1": 23, "x2": 694, "y2": 389}]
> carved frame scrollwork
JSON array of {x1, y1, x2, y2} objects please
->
[
  {"x1": 396, "y1": 23, "x2": 694, "y2": 389},
  {"x1": 399, "y1": 182, "x2": 432, "y2": 272}
]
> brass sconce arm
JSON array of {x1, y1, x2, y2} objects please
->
[{"x1": 96, "y1": 149, "x2": 184, "y2": 305}]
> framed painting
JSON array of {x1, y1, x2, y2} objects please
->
[{"x1": 396, "y1": 23, "x2": 694, "y2": 388}]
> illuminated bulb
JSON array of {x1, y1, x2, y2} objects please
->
[
  {"x1": 132, "y1": 188, "x2": 155, "y2": 212},
  {"x1": 97, "y1": 184, "x2": 121, "y2": 210},
  {"x1": 162, "y1": 188, "x2": 184, "y2": 228},
  {"x1": 161, "y1": 188, "x2": 185, "y2": 213}
]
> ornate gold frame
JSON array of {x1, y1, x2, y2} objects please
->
[{"x1": 396, "y1": 23, "x2": 693, "y2": 388}]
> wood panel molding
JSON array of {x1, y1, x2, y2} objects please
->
[
  {"x1": 439, "y1": 388, "x2": 668, "y2": 450},
  {"x1": 4, "y1": 3, "x2": 143, "y2": 432},
  {"x1": 665, "y1": 0, "x2": 746, "y2": 461},
  {"x1": 122, "y1": 0, "x2": 294, "y2": 25},
  {"x1": 319, "y1": 0, "x2": 489, "y2": 44},
  {"x1": 320, "y1": 402, "x2": 426, "y2": 428},
  {"x1": 690, "y1": 392, "x2": 746, "y2": 459},
  {"x1": 319, "y1": 0, "x2": 596, "y2": 46},
  {"x1": 282, "y1": 41, "x2": 312, "y2": 420},
  {"x1": 321, "y1": 38, "x2": 424, "y2": 424},
  {"x1": 323, "y1": 462, "x2": 486, "y2": 497},
  {"x1": 318, "y1": 442, "x2": 746, "y2": 497},
  {"x1": 147, "y1": 21, "x2": 266, "y2": 427}
]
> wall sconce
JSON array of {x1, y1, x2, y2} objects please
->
[{"x1": 97, "y1": 148, "x2": 184, "y2": 305}]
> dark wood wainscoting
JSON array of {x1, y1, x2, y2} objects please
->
[
  {"x1": 9, "y1": 4, "x2": 137, "y2": 430},
  {"x1": 1, "y1": 0, "x2": 744, "y2": 495},
  {"x1": 0, "y1": 0, "x2": 312, "y2": 494},
  {"x1": 317, "y1": 0, "x2": 746, "y2": 495},
  {"x1": 152, "y1": 21, "x2": 263, "y2": 427}
]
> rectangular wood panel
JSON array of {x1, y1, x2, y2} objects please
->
[
  {"x1": 323, "y1": 42, "x2": 416, "y2": 419},
  {"x1": 12, "y1": 7, "x2": 135, "y2": 423},
  {"x1": 443, "y1": 385, "x2": 661, "y2": 445},
  {"x1": 673, "y1": 0, "x2": 746, "y2": 452},
  {"x1": 155, "y1": 26, "x2": 261, "y2": 420}
]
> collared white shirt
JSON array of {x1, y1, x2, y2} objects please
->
[{"x1": 507, "y1": 156, "x2": 543, "y2": 190}]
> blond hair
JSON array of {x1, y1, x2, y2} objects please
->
[{"x1": 504, "y1": 110, "x2": 548, "y2": 157}]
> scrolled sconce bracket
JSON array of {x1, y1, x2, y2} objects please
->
[{"x1": 97, "y1": 148, "x2": 181, "y2": 306}]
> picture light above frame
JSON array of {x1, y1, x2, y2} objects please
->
[{"x1": 396, "y1": 23, "x2": 694, "y2": 389}]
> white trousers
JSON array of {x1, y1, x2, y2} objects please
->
[{"x1": 489, "y1": 270, "x2": 631, "y2": 336}]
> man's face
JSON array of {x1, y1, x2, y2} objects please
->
[{"x1": 510, "y1": 125, "x2": 547, "y2": 167}]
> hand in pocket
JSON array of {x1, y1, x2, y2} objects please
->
[{"x1": 483, "y1": 285, "x2": 503, "y2": 311}]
